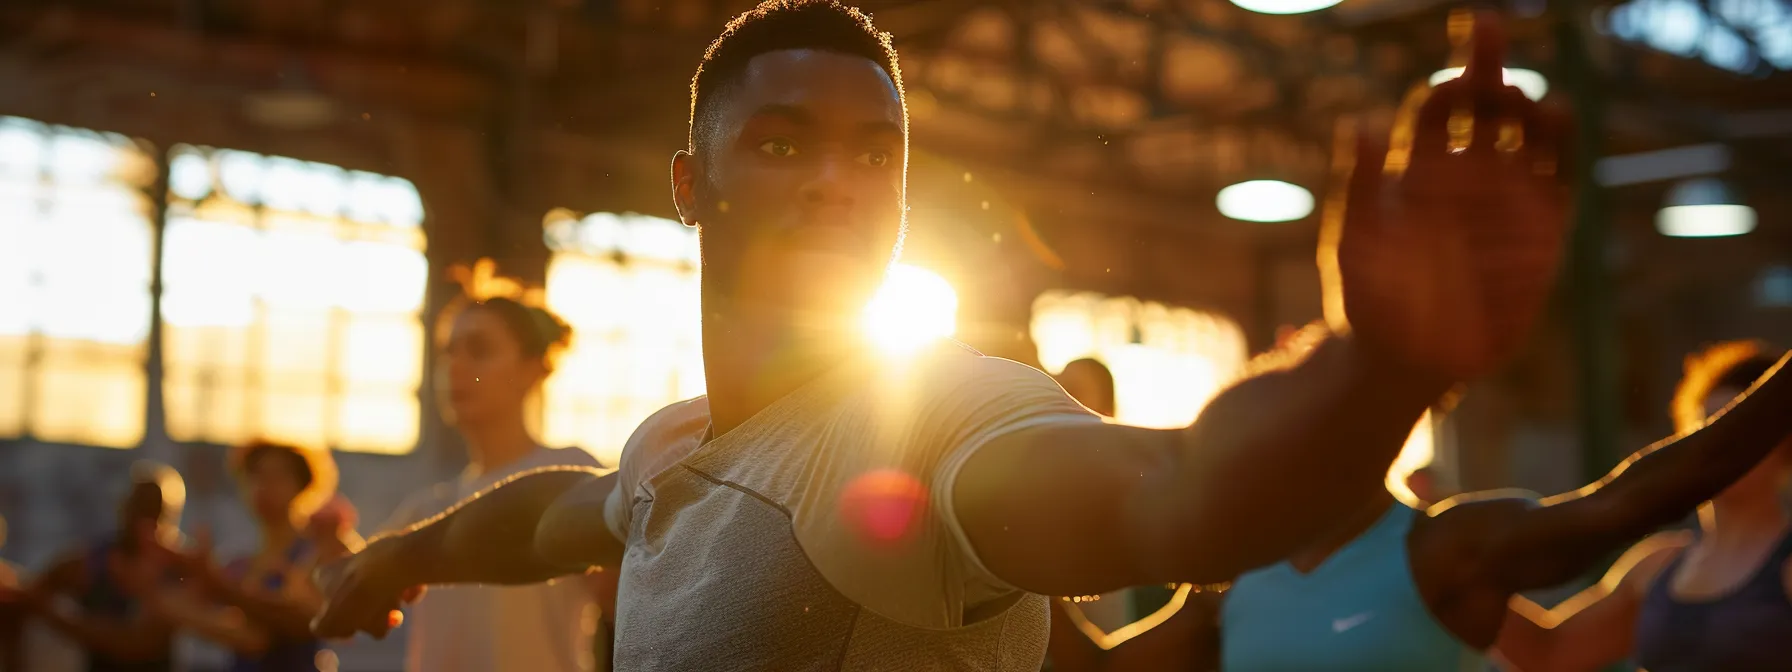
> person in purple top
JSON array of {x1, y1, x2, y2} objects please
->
[
  {"x1": 145, "y1": 441, "x2": 338, "y2": 672},
  {"x1": 1499, "y1": 340, "x2": 1792, "y2": 671}
]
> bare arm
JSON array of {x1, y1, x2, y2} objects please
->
[
  {"x1": 146, "y1": 588, "x2": 271, "y2": 655},
  {"x1": 25, "y1": 558, "x2": 172, "y2": 662},
  {"x1": 958, "y1": 334, "x2": 1446, "y2": 594},
  {"x1": 207, "y1": 563, "x2": 323, "y2": 642},
  {"x1": 1495, "y1": 534, "x2": 1686, "y2": 672},
  {"x1": 1439, "y1": 352, "x2": 1789, "y2": 599},
  {"x1": 312, "y1": 468, "x2": 620, "y2": 638}
]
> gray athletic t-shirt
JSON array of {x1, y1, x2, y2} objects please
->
[{"x1": 603, "y1": 344, "x2": 1102, "y2": 670}]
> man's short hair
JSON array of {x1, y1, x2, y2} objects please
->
[
  {"x1": 688, "y1": 0, "x2": 906, "y2": 156},
  {"x1": 1673, "y1": 340, "x2": 1785, "y2": 434}
]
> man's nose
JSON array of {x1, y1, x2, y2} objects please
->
[{"x1": 798, "y1": 155, "x2": 854, "y2": 209}]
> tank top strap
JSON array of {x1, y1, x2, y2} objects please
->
[{"x1": 1744, "y1": 526, "x2": 1792, "y2": 592}]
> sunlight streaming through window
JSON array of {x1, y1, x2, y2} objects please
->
[
  {"x1": 542, "y1": 210, "x2": 705, "y2": 465},
  {"x1": 1031, "y1": 292, "x2": 1248, "y2": 429},
  {"x1": 0, "y1": 116, "x2": 155, "y2": 448},
  {"x1": 160, "y1": 145, "x2": 427, "y2": 453}
]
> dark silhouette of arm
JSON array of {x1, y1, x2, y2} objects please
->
[
  {"x1": 379, "y1": 467, "x2": 623, "y2": 587},
  {"x1": 312, "y1": 467, "x2": 624, "y2": 638},
  {"x1": 1427, "y1": 352, "x2": 1790, "y2": 599},
  {"x1": 1495, "y1": 533, "x2": 1688, "y2": 672}
]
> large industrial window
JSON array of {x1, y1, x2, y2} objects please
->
[
  {"x1": 0, "y1": 116, "x2": 158, "y2": 449},
  {"x1": 159, "y1": 145, "x2": 428, "y2": 454},
  {"x1": 1030, "y1": 291, "x2": 1249, "y2": 429},
  {"x1": 541, "y1": 210, "x2": 705, "y2": 465}
]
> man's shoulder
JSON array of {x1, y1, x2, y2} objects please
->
[
  {"x1": 890, "y1": 340, "x2": 1059, "y2": 393},
  {"x1": 616, "y1": 396, "x2": 711, "y2": 483},
  {"x1": 627, "y1": 396, "x2": 711, "y2": 450}
]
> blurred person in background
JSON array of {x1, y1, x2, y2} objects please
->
[
  {"x1": 4, "y1": 463, "x2": 182, "y2": 672},
  {"x1": 376, "y1": 263, "x2": 612, "y2": 672},
  {"x1": 312, "y1": 5, "x2": 1582, "y2": 669},
  {"x1": 1056, "y1": 358, "x2": 1116, "y2": 419},
  {"x1": 0, "y1": 514, "x2": 21, "y2": 672},
  {"x1": 304, "y1": 495, "x2": 364, "y2": 565},
  {"x1": 141, "y1": 440, "x2": 337, "y2": 672},
  {"x1": 1048, "y1": 329, "x2": 1792, "y2": 671},
  {"x1": 1498, "y1": 341, "x2": 1792, "y2": 672}
]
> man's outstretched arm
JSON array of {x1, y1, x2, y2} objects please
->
[
  {"x1": 311, "y1": 467, "x2": 621, "y2": 638},
  {"x1": 957, "y1": 333, "x2": 1446, "y2": 595}
]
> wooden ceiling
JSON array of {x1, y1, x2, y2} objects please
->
[{"x1": 3, "y1": 0, "x2": 1788, "y2": 230}]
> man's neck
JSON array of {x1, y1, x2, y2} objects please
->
[
  {"x1": 700, "y1": 290, "x2": 860, "y2": 437},
  {"x1": 460, "y1": 417, "x2": 540, "y2": 478}
]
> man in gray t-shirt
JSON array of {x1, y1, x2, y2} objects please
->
[{"x1": 313, "y1": 2, "x2": 1571, "y2": 669}]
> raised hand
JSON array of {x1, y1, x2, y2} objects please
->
[
  {"x1": 1325, "y1": 10, "x2": 1569, "y2": 381},
  {"x1": 310, "y1": 539, "x2": 421, "y2": 640}
]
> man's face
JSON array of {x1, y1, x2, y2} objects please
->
[{"x1": 685, "y1": 49, "x2": 907, "y2": 316}]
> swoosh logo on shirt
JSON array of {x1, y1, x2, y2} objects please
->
[{"x1": 1332, "y1": 612, "x2": 1374, "y2": 633}]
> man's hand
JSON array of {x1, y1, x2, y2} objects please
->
[
  {"x1": 1327, "y1": 10, "x2": 1568, "y2": 381},
  {"x1": 310, "y1": 539, "x2": 422, "y2": 640}
]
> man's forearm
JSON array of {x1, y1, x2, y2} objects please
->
[
  {"x1": 381, "y1": 468, "x2": 606, "y2": 587},
  {"x1": 1142, "y1": 334, "x2": 1448, "y2": 580}
]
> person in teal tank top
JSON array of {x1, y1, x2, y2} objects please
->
[
  {"x1": 1047, "y1": 326, "x2": 1792, "y2": 671},
  {"x1": 1221, "y1": 501, "x2": 1482, "y2": 672}
]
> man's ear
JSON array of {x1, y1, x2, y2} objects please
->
[{"x1": 671, "y1": 150, "x2": 699, "y2": 228}]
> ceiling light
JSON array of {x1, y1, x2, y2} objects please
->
[
  {"x1": 1657, "y1": 178, "x2": 1755, "y2": 238},
  {"x1": 1216, "y1": 180, "x2": 1314, "y2": 223},
  {"x1": 1228, "y1": 0, "x2": 1343, "y2": 15},
  {"x1": 1428, "y1": 67, "x2": 1550, "y2": 101}
]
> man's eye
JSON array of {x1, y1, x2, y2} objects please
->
[
  {"x1": 857, "y1": 150, "x2": 891, "y2": 168},
  {"x1": 759, "y1": 139, "x2": 798, "y2": 158}
]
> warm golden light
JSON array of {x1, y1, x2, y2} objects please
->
[
  {"x1": 1428, "y1": 67, "x2": 1550, "y2": 101},
  {"x1": 0, "y1": 115, "x2": 155, "y2": 449},
  {"x1": 1032, "y1": 292, "x2": 1248, "y2": 429},
  {"x1": 542, "y1": 211, "x2": 705, "y2": 466},
  {"x1": 863, "y1": 264, "x2": 958, "y2": 354},
  {"x1": 1386, "y1": 411, "x2": 1437, "y2": 503},
  {"x1": 161, "y1": 144, "x2": 427, "y2": 454}
]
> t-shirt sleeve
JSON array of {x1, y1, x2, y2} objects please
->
[
  {"x1": 921, "y1": 356, "x2": 1106, "y2": 595},
  {"x1": 604, "y1": 397, "x2": 711, "y2": 544},
  {"x1": 791, "y1": 350, "x2": 1103, "y2": 628}
]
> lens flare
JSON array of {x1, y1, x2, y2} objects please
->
[
  {"x1": 839, "y1": 469, "x2": 928, "y2": 545},
  {"x1": 863, "y1": 264, "x2": 958, "y2": 353}
]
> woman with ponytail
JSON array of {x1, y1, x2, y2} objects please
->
[{"x1": 380, "y1": 260, "x2": 614, "y2": 672}]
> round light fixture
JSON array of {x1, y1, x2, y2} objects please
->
[
  {"x1": 1656, "y1": 178, "x2": 1755, "y2": 238},
  {"x1": 1228, "y1": 0, "x2": 1343, "y2": 14},
  {"x1": 1428, "y1": 67, "x2": 1550, "y2": 101},
  {"x1": 1216, "y1": 180, "x2": 1315, "y2": 223}
]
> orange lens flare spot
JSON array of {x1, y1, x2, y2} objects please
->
[{"x1": 839, "y1": 470, "x2": 928, "y2": 545}]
